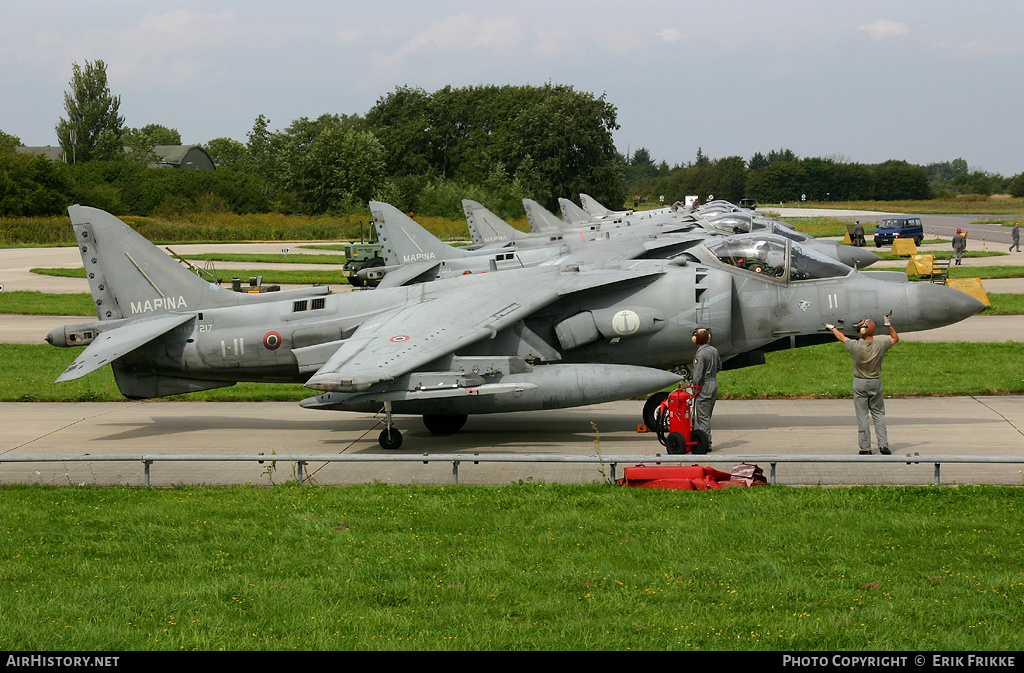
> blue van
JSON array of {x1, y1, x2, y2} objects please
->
[{"x1": 873, "y1": 216, "x2": 924, "y2": 247}]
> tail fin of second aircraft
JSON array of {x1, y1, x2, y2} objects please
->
[
  {"x1": 580, "y1": 193, "x2": 633, "y2": 218},
  {"x1": 462, "y1": 199, "x2": 529, "y2": 245},
  {"x1": 370, "y1": 201, "x2": 472, "y2": 266},
  {"x1": 522, "y1": 198, "x2": 567, "y2": 234},
  {"x1": 68, "y1": 204, "x2": 234, "y2": 321},
  {"x1": 579, "y1": 193, "x2": 610, "y2": 217},
  {"x1": 559, "y1": 197, "x2": 594, "y2": 225}
]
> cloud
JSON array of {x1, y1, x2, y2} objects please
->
[
  {"x1": 372, "y1": 13, "x2": 534, "y2": 74},
  {"x1": 403, "y1": 13, "x2": 530, "y2": 53},
  {"x1": 658, "y1": 28, "x2": 682, "y2": 43},
  {"x1": 857, "y1": 19, "x2": 909, "y2": 40}
]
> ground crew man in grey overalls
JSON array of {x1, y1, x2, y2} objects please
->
[
  {"x1": 824, "y1": 315, "x2": 899, "y2": 455},
  {"x1": 691, "y1": 328, "x2": 722, "y2": 446},
  {"x1": 853, "y1": 221, "x2": 866, "y2": 247},
  {"x1": 1011, "y1": 223, "x2": 1020, "y2": 253},
  {"x1": 952, "y1": 229, "x2": 967, "y2": 265}
]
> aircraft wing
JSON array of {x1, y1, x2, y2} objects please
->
[
  {"x1": 305, "y1": 265, "x2": 665, "y2": 393},
  {"x1": 374, "y1": 261, "x2": 441, "y2": 288},
  {"x1": 55, "y1": 313, "x2": 194, "y2": 382}
]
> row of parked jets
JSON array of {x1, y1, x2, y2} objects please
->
[{"x1": 47, "y1": 197, "x2": 983, "y2": 449}]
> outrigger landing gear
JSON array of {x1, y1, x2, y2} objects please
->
[{"x1": 378, "y1": 401, "x2": 403, "y2": 450}]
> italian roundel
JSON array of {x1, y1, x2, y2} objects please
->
[{"x1": 263, "y1": 331, "x2": 282, "y2": 350}]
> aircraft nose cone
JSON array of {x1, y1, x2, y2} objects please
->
[
  {"x1": 906, "y1": 282, "x2": 986, "y2": 331},
  {"x1": 837, "y1": 245, "x2": 880, "y2": 269}
]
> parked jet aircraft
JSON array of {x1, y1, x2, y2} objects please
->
[
  {"x1": 559, "y1": 197, "x2": 596, "y2": 225},
  {"x1": 362, "y1": 201, "x2": 706, "y2": 287},
  {"x1": 486, "y1": 197, "x2": 879, "y2": 270},
  {"x1": 47, "y1": 205, "x2": 985, "y2": 449},
  {"x1": 523, "y1": 198, "x2": 568, "y2": 234},
  {"x1": 580, "y1": 193, "x2": 635, "y2": 219}
]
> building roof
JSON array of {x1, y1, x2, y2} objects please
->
[
  {"x1": 14, "y1": 144, "x2": 214, "y2": 170},
  {"x1": 16, "y1": 146, "x2": 67, "y2": 162},
  {"x1": 149, "y1": 145, "x2": 215, "y2": 170}
]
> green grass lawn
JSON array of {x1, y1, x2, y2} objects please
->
[
  {"x1": 717, "y1": 342, "x2": 1024, "y2": 398},
  {"x1": 175, "y1": 252, "x2": 349, "y2": 265},
  {"x1": 877, "y1": 250, "x2": 1007, "y2": 261},
  {"x1": 28, "y1": 266, "x2": 348, "y2": 286},
  {"x1": 0, "y1": 483, "x2": 1019, "y2": 651},
  {"x1": 950, "y1": 265, "x2": 1024, "y2": 279},
  {"x1": 783, "y1": 198, "x2": 1024, "y2": 215},
  {"x1": 981, "y1": 293, "x2": 1024, "y2": 315},
  {"x1": 0, "y1": 291, "x2": 97, "y2": 316}
]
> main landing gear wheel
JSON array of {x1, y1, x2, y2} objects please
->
[
  {"x1": 377, "y1": 400, "x2": 402, "y2": 449},
  {"x1": 642, "y1": 392, "x2": 669, "y2": 431},
  {"x1": 422, "y1": 414, "x2": 468, "y2": 435},
  {"x1": 379, "y1": 427, "x2": 403, "y2": 450}
]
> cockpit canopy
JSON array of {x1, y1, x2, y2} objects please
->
[
  {"x1": 702, "y1": 214, "x2": 798, "y2": 236},
  {"x1": 705, "y1": 234, "x2": 852, "y2": 282}
]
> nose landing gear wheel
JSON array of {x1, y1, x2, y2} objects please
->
[
  {"x1": 377, "y1": 400, "x2": 403, "y2": 449},
  {"x1": 379, "y1": 427, "x2": 403, "y2": 450}
]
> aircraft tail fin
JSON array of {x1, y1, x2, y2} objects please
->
[
  {"x1": 558, "y1": 198, "x2": 593, "y2": 225},
  {"x1": 462, "y1": 199, "x2": 528, "y2": 245},
  {"x1": 579, "y1": 193, "x2": 610, "y2": 217},
  {"x1": 580, "y1": 193, "x2": 633, "y2": 218},
  {"x1": 370, "y1": 201, "x2": 471, "y2": 266},
  {"x1": 67, "y1": 204, "x2": 232, "y2": 321},
  {"x1": 522, "y1": 198, "x2": 566, "y2": 234}
]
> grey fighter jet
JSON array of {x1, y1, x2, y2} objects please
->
[
  {"x1": 580, "y1": 193, "x2": 635, "y2": 219},
  {"x1": 47, "y1": 205, "x2": 985, "y2": 450},
  {"x1": 466, "y1": 198, "x2": 878, "y2": 271},
  {"x1": 366, "y1": 201, "x2": 708, "y2": 287}
]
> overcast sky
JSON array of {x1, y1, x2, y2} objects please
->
[{"x1": 3, "y1": 0, "x2": 1023, "y2": 176}]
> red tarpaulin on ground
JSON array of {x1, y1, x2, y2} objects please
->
[{"x1": 617, "y1": 464, "x2": 768, "y2": 490}]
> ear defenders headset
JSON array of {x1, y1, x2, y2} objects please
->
[
  {"x1": 692, "y1": 328, "x2": 712, "y2": 344},
  {"x1": 856, "y1": 319, "x2": 874, "y2": 337}
]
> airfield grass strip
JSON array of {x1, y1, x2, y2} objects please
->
[
  {"x1": 28, "y1": 266, "x2": 349, "y2": 287},
  {"x1": 174, "y1": 252, "x2": 349, "y2": 265},
  {"x1": 879, "y1": 250, "x2": 1008, "y2": 261},
  {"x1": 2, "y1": 342, "x2": 1022, "y2": 403},
  {"x1": 780, "y1": 198, "x2": 1024, "y2": 216},
  {"x1": 716, "y1": 342, "x2": 1024, "y2": 399},
  {"x1": 0, "y1": 212, "x2": 486, "y2": 247},
  {"x1": 0, "y1": 291, "x2": 97, "y2": 316},
  {"x1": 0, "y1": 483, "x2": 1020, "y2": 651}
]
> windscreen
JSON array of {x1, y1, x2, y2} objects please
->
[
  {"x1": 788, "y1": 243, "x2": 853, "y2": 280},
  {"x1": 706, "y1": 235, "x2": 852, "y2": 281},
  {"x1": 707, "y1": 236, "x2": 789, "y2": 279}
]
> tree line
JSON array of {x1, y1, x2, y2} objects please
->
[
  {"x1": 2, "y1": 60, "x2": 1023, "y2": 220},
  {"x1": 623, "y1": 148, "x2": 1024, "y2": 208}
]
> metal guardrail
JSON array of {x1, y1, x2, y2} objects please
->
[{"x1": 3, "y1": 453, "x2": 1023, "y2": 487}]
